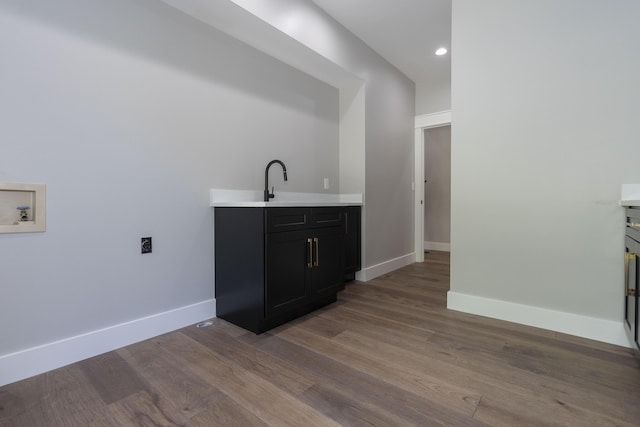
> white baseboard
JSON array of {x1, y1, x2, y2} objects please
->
[
  {"x1": 424, "y1": 241, "x2": 450, "y2": 252},
  {"x1": 0, "y1": 299, "x2": 216, "y2": 387},
  {"x1": 356, "y1": 252, "x2": 415, "y2": 282},
  {"x1": 447, "y1": 291, "x2": 630, "y2": 348}
]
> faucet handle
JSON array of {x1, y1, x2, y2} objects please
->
[{"x1": 269, "y1": 186, "x2": 275, "y2": 199}]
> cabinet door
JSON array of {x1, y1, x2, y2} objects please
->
[
  {"x1": 625, "y1": 236, "x2": 639, "y2": 348},
  {"x1": 310, "y1": 226, "x2": 345, "y2": 299},
  {"x1": 265, "y1": 230, "x2": 311, "y2": 319}
]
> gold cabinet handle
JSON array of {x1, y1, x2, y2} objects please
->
[
  {"x1": 625, "y1": 252, "x2": 637, "y2": 297},
  {"x1": 314, "y1": 237, "x2": 319, "y2": 267},
  {"x1": 307, "y1": 238, "x2": 313, "y2": 268}
]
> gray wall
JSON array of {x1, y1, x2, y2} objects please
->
[
  {"x1": 0, "y1": 0, "x2": 338, "y2": 356},
  {"x1": 424, "y1": 126, "x2": 451, "y2": 246},
  {"x1": 318, "y1": 8, "x2": 416, "y2": 267},
  {"x1": 363, "y1": 66, "x2": 415, "y2": 266},
  {"x1": 451, "y1": 0, "x2": 640, "y2": 320},
  {"x1": 222, "y1": 0, "x2": 417, "y2": 267}
]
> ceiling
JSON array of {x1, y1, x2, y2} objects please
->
[{"x1": 311, "y1": 0, "x2": 451, "y2": 84}]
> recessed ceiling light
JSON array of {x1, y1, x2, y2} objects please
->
[{"x1": 435, "y1": 47, "x2": 448, "y2": 56}]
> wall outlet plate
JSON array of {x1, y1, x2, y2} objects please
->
[{"x1": 141, "y1": 237, "x2": 152, "y2": 254}]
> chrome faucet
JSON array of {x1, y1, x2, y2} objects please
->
[{"x1": 264, "y1": 159, "x2": 288, "y2": 202}]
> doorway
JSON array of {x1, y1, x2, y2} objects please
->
[
  {"x1": 424, "y1": 125, "x2": 451, "y2": 252},
  {"x1": 414, "y1": 110, "x2": 451, "y2": 262}
]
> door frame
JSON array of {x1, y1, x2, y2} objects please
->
[{"x1": 414, "y1": 110, "x2": 452, "y2": 262}]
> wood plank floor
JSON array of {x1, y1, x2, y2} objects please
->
[{"x1": 2, "y1": 251, "x2": 639, "y2": 426}]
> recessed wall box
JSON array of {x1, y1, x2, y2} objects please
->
[{"x1": 0, "y1": 183, "x2": 46, "y2": 234}]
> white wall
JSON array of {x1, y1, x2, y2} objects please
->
[
  {"x1": 424, "y1": 125, "x2": 451, "y2": 250},
  {"x1": 416, "y1": 75, "x2": 451, "y2": 116},
  {"x1": 450, "y1": 0, "x2": 640, "y2": 342},
  {"x1": 0, "y1": 0, "x2": 338, "y2": 366},
  {"x1": 0, "y1": 0, "x2": 416, "y2": 384}
]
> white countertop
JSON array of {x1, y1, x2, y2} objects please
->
[
  {"x1": 210, "y1": 189, "x2": 363, "y2": 207},
  {"x1": 621, "y1": 184, "x2": 640, "y2": 207}
]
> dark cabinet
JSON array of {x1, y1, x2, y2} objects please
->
[
  {"x1": 625, "y1": 207, "x2": 640, "y2": 349},
  {"x1": 344, "y1": 206, "x2": 362, "y2": 280},
  {"x1": 215, "y1": 205, "x2": 359, "y2": 333}
]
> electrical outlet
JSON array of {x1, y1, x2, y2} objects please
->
[
  {"x1": 141, "y1": 237, "x2": 152, "y2": 254},
  {"x1": 323, "y1": 178, "x2": 329, "y2": 190}
]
